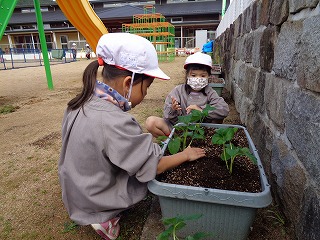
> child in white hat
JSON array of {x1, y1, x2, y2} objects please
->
[
  {"x1": 146, "y1": 52, "x2": 229, "y2": 137},
  {"x1": 58, "y1": 33, "x2": 206, "y2": 240},
  {"x1": 71, "y1": 42, "x2": 77, "y2": 61},
  {"x1": 85, "y1": 43, "x2": 91, "y2": 60}
]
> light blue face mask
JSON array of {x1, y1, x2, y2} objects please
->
[
  {"x1": 94, "y1": 72, "x2": 136, "y2": 112},
  {"x1": 94, "y1": 80, "x2": 131, "y2": 112},
  {"x1": 125, "y1": 72, "x2": 135, "y2": 110}
]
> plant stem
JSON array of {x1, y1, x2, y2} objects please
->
[
  {"x1": 183, "y1": 132, "x2": 188, "y2": 150},
  {"x1": 229, "y1": 144, "x2": 234, "y2": 174},
  {"x1": 230, "y1": 156, "x2": 234, "y2": 173},
  {"x1": 223, "y1": 143, "x2": 229, "y2": 170},
  {"x1": 173, "y1": 223, "x2": 181, "y2": 240}
]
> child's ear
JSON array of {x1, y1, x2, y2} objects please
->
[{"x1": 123, "y1": 76, "x2": 132, "y2": 93}]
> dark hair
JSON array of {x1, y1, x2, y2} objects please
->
[
  {"x1": 67, "y1": 60, "x2": 146, "y2": 111},
  {"x1": 184, "y1": 63, "x2": 211, "y2": 95}
]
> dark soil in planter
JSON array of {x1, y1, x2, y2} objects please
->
[{"x1": 157, "y1": 127, "x2": 262, "y2": 193}]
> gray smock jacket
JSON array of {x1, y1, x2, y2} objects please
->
[
  {"x1": 58, "y1": 96, "x2": 162, "y2": 225},
  {"x1": 164, "y1": 84, "x2": 229, "y2": 127}
]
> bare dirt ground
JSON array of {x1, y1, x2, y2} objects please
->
[{"x1": 0, "y1": 57, "x2": 293, "y2": 239}]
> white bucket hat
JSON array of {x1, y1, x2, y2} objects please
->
[
  {"x1": 96, "y1": 33, "x2": 170, "y2": 80},
  {"x1": 184, "y1": 52, "x2": 212, "y2": 69}
]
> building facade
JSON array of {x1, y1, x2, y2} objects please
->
[{"x1": 1, "y1": 0, "x2": 228, "y2": 53}]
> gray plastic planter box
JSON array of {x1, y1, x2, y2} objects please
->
[
  {"x1": 209, "y1": 78, "x2": 225, "y2": 97},
  {"x1": 148, "y1": 123, "x2": 272, "y2": 240}
]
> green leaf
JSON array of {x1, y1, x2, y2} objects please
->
[
  {"x1": 157, "y1": 135, "x2": 168, "y2": 144},
  {"x1": 188, "y1": 125, "x2": 197, "y2": 130},
  {"x1": 186, "y1": 232, "x2": 212, "y2": 240},
  {"x1": 202, "y1": 104, "x2": 215, "y2": 117},
  {"x1": 179, "y1": 213, "x2": 203, "y2": 221},
  {"x1": 168, "y1": 137, "x2": 181, "y2": 154},
  {"x1": 220, "y1": 151, "x2": 231, "y2": 161},
  {"x1": 225, "y1": 127, "x2": 238, "y2": 141},
  {"x1": 197, "y1": 128, "x2": 205, "y2": 136},
  {"x1": 211, "y1": 133, "x2": 225, "y2": 145},
  {"x1": 193, "y1": 133, "x2": 205, "y2": 140},
  {"x1": 157, "y1": 225, "x2": 174, "y2": 240},
  {"x1": 240, "y1": 147, "x2": 257, "y2": 164},
  {"x1": 162, "y1": 217, "x2": 180, "y2": 225},
  {"x1": 190, "y1": 110, "x2": 203, "y2": 122},
  {"x1": 178, "y1": 114, "x2": 192, "y2": 124},
  {"x1": 175, "y1": 221, "x2": 187, "y2": 231},
  {"x1": 226, "y1": 146, "x2": 240, "y2": 157}
]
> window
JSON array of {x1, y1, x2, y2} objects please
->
[
  {"x1": 60, "y1": 36, "x2": 68, "y2": 49},
  {"x1": 21, "y1": 7, "x2": 48, "y2": 13},
  {"x1": 171, "y1": 17, "x2": 183, "y2": 23},
  {"x1": 22, "y1": 25, "x2": 36, "y2": 29},
  {"x1": 12, "y1": 25, "x2": 22, "y2": 30},
  {"x1": 207, "y1": 31, "x2": 216, "y2": 40}
]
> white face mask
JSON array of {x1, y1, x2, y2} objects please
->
[{"x1": 187, "y1": 77, "x2": 208, "y2": 91}]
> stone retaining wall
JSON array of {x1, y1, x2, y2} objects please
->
[{"x1": 215, "y1": 0, "x2": 320, "y2": 239}]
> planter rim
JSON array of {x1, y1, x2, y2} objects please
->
[
  {"x1": 208, "y1": 78, "x2": 225, "y2": 88},
  {"x1": 148, "y1": 123, "x2": 272, "y2": 208}
]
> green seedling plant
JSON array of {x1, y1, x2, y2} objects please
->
[
  {"x1": 157, "y1": 214, "x2": 211, "y2": 240},
  {"x1": 266, "y1": 208, "x2": 285, "y2": 226},
  {"x1": 211, "y1": 128, "x2": 257, "y2": 174},
  {"x1": 157, "y1": 104, "x2": 215, "y2": 155},
  {"x1": 62, "y1": 221, "x2": 78, "y2": 233}
]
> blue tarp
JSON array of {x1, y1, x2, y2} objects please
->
[{"x1": 202, "y1": 40, "x2": 214, "y2": 53}]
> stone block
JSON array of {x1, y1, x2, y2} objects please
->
[
  {"x1": 235, "y1": 37, "x2": 244, "y2": 61},
  {"x1": 289, "y1": 0, "x2": 319, "y2": 13},
  {"x1": 270, "y1": 0, "x2": 289, "y2": 26},
  {"x1": 297, "y1": 15, "x2": 320, "y2": 93},
  {"x1": 238, "y1": 13, "x2": 244, "y2": 37},
  {"x1": 297, "y1": 185, "x2": 320, "y2": 240},
  {"x1": 271, "y1": 138, "x2": 307, "y2": 226},
  {"x1": 233, "y1": 17, "x2": 241, "y2": 38},
  {"x1": 237, "y1": 60, "x2": 246, "y2": 91},
  {"x1": 243, "y1": 7, "x2": 252, "y2": 34},
  {"x1": 253, "y1": 71, "x2": 266, "y2": 114},
  {"x1": 259, "y1": 0, "x2": 272, "y2": 26},
  {"x1": 285, "y1": 87, "x2": 320, "y2": 184},
  {"x1": 243, "y1": 65, "x2": 259, "y2": 99},
  {"x1": 264, "y1": 74, "x2": 291, "y2": 130},
  {"x1": 243, "y1": 32, "x2": 254, "y2": 63},
  {"x1": 233, "y1": 60, "x2": 245, "y2": 84},
  {"x1": 260, "y1": 26, "x2": 278, "y2": 72},
  {"x1": 246, "y1": 110, "x2": 273, "y2": 169},
  {"x1": 252, "y1": 26, "x2": 266, "y2": 68},
  {"x1": 273, "y1": 21, "x2": 302, "y2": 80},
  {"x1": 250, "y1": 0, "x2": 259, "y2": 30}
]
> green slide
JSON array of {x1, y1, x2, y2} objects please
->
[{"x1": 0, "y1": 0, "x2": 19, "y2": 40}]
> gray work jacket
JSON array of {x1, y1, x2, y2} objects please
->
[
  {"x1": 164, "y1": 84, "x2": 230, "y2": 126},
  {"x1": 58, "y1": 96, "x2": 162, "y2": 225}
]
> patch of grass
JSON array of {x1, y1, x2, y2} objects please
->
[
  {"x1": 20, "y1": 231, "x2": 39, "y2": 238},
  {"x1": 154, "y1": 107, "x2": 164, "y2": 116},
  {"x1": 0, "y1": 220, "x2": 13, "y2": 238},
  {"x1": 0, "y1": 105, "x2": 18, "y2": 114},
  {"x1": 267, "y1": 208, "x2": 285, "y2": 226},
  {"x1": 63, "y1": 221, "x2": 78, "y2": 233}
]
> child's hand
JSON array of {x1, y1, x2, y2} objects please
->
[
  {"x1": 171, "y1": 96, "x2": 182, "y2": 111},
  {"x1": 183, "y1": 146, "x2": 206, "y2": 161},
  {"x1": 186, "y1": 105, "x2": 202, "y2": 114}
]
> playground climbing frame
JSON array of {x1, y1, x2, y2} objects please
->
[{"x1": 122, "y1": 5, "x2": 175, "y2": 62}]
